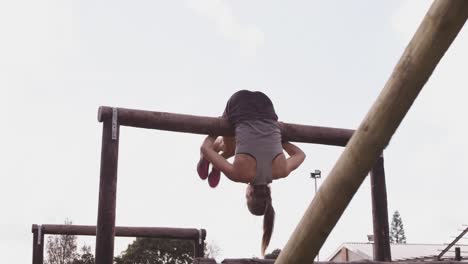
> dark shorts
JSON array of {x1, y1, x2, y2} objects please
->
[{"x1": 222, "y1": 90, "x2": 278, "y2": 127}]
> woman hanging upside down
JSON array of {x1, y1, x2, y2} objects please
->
[{"x1": 197, "y1": 90, "x2": 306, "y2": 256}]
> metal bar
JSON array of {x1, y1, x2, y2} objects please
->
[
  {"x1": 98, "y1": 106, "x2": 354, "y2": 147},
  {"x1": 31, "y1": 224, "x2": 206, "y2": 240},
  {"x1": 370, "y1": 154, "x2": 391, "y2": 261},
  {"x1": 95, "y1": 119, "x2": 120, "y2": 264},
  {"x1": 37, "y1": 225, "x2": 42, "y2": 245},
  {"x1": 112, "y1": 107, "x2": 118, "y2": 140},
  {"x1": 438, "y1": 227, "x2": 468, "y2": 259},
  {"x1": 437, "y1": 250, "x2": 468, "y2": 253},
  {"x1": 276, "y1": 1, "x2": 468, "y2": 263}
]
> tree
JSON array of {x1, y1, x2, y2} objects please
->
[
  {"x1": 71, "y1": 245, "x2": 95, "y2": 264},
  {"x1": 46, "y1": 219, "x2": 79, "y2": 264},
  {"x1": 114, "y1": 238, "x2": 194, "y2": 264},
  {"x1": 265, "y1": 248, "x2": 281, "y2": 259},
  {"x1": 45, "y1": 218, "x2": 95, "y2": 264},
  {"x1": 204, "y1": 241, "x2": 221, "y2": 259},
  {"x1": 390, "y1": 210, "x2": 407, "y2": 244}
]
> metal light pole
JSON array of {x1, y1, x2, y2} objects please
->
[
  {"x1": 310, "y1": 169, "x2": 322, "y2": 195},
  {"x1": 310, "y1": 169, "x2": 322, "y2": 261}
]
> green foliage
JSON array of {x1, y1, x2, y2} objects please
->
[
  {"x1": 264, "y1": 248, "x2": 281, "y2": 259},
  {"x1": 45, "y1": 219, "x2": 79, "y2": 264},
  {"x1": 45, "y1": 219, "x2": 95, "y2": 264},
  {"x1": 114, "y1": 238, "x2": 194, "y2": 264},
  {"x1": 204, "y1": 241, "x2": 221, "y2": 259},
  {"x1": 390, "y1": 210, "x2": 407, "y2": 244},
  {"x1": 71, "y1": 246, "x2": 95, "y2": 264}
]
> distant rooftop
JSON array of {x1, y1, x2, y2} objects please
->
[{"x1": 328, "y1": 242, "x2": 468, "y2": 262}]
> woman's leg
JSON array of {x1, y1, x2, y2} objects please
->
[
  {"x1": 198, "y1": 90, "x2": 239, "y2": 184},
  {"x1": 197, "y1": 136, "x2": 213, "y2": 180},
  {"x1": 200, "y1": 135, "x2": 237, "y2": 187},
  {"x1": 204, "y1": 136, "x2": 235, "y2": 187}
]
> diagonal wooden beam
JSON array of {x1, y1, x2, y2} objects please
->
[{"x1": 275, "y1": 1, "x2": 468, "y2": 263}]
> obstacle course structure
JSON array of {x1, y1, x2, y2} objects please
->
[
  {"x1": 31, "y1": 1, "x2": 467, "y2": 263},
  {"x1": 94, "y1": 107, "x2": 363, "y2": 263},
  {"x1": 94, "y1": 105, "x2": 393, "y2": 262},
  {"x1": 31, "y1": 224, "x2": 205, "y2": 264},
  {"x1": 94, "y1": 1, "x2": 467, "y2": 263}
]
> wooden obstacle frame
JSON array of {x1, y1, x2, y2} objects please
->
[
  {"x1": 31, "y1": 224, "x2": 206, "y2": 264},
  {"x1": 94, "y1": 105, "x2": 393, "y2": 263},
  {"x1": 33, "y1": 1, "x2": 466, "y2": 263}
]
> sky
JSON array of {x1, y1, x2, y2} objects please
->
[{"x1": 1, "y1": 0, "x2": 467, "y2": 263}]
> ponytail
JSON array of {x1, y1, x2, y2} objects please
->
[
  {"x1": 246, "y1": 185, "x2": 276, "y2": 256},
  {"x1": 262, "y1": 199, "x2": 275, "y2": 256},
  {"x1": 261, "y1": 198, "x2": 275, "y2": 256}
]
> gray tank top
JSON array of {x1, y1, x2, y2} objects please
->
[{"x1": 235, "y1": 120, "x2": 283, "y2": 185}]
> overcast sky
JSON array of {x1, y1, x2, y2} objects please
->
[{"x1": 1, "y1": 0, "x2": 467, "y2": 263}]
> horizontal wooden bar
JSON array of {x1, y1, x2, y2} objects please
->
[
  {"x1": 98, "y1": 106, "x2": 354, "y2": 147},
  {"x1": 31, "y1": 224, "x2": 206, "y2": 240}
]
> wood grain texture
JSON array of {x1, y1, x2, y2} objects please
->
[
  {"x1": 95, "y1": 120, "x2": 120, "y2": 264},
  {"x1": 276, "y1": 1, "x2": 468, "y2": 263},
  {"x1": 31, "y1": 224, "x2": 206, "y2": 239},
  {"x1": 98, "y1": 106, "x2": 354, "y2": 146}
]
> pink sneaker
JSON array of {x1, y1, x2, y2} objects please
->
[
  {"x1": 197, "y1": 157, "x2": 209, "y2": 180},
  {"x1": 208, "y1": 168, "x2": 221, "y2": 188}
]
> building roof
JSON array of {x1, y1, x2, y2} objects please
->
[{"x1": 328, "y1": 242, "x2": 468, "y2": 261}]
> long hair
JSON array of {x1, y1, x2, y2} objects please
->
[{"x1": 246, "y1": 185, "x2": 275, "y2": 256}]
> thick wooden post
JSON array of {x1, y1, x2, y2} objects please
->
[
  {"x1": 276, "y1": 1, "x2": 468, "y2": 263},
  {"x1": 32, "y1": 226, "x2": 44, "y2": 264},
  {"x1": 194, "y1": 229, "x2": 206, "y2": 258},
  {"x1": 370, "y1": 154, "x2": 391, "y2": 261},
  {"x1": 95, "y1": 109, "x2": 120, "y2": 264}
]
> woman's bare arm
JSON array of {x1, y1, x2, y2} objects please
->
[{"x1": 282, "y1": 141, "x2": 306, "y2": 175}]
